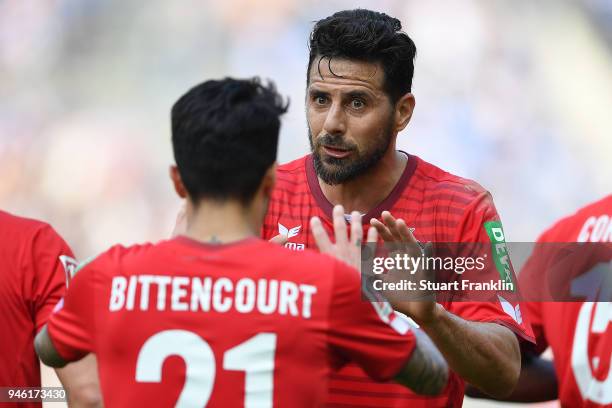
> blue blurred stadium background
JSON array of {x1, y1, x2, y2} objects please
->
[{"x1": 1, "y1": 1, "x2": 610, "y2": 406}]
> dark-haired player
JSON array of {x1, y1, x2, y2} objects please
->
[
  {"x1": 0, "y1": 211, "x2": 101, "y2": 407},
  {"x1": 261, "y1": 9, "x2": 534, "y2": 407},
  {"x1": 34, "y1": 77, "x2": 448, "y2": 407}
]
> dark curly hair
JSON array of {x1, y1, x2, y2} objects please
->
[
  {"x1": 307, "y1": 9, "x2": 417, "y2": 103},
  {"x1": 172, "y1": 77, "x2": 289, "y2": 204}
]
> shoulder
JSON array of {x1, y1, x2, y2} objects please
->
[
  {"x1": 79, "y1": 241, "x2": 157, "y2": 273},
  {"x1": 0, "y1": 210, "x2": 70, "y2": 253},
  {"x1": 0, "y1": 210, "x2": 57, "y2": 239},
  {"x1": 274, "y1": 155, "x2": 309, "y2": 191},
  {"x1": 265, "y1": 156, "x2": 315, "y2": 234},
  {"x1": 277, "y1": 155, "x2": 308, "y2": 175},
  {"x1": 411, "y1": 156, "x2": 493, "y2": 212}
]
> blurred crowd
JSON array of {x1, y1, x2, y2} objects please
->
[{"x1": 1, "y1": 0, "x2": 611, "y2": 262}]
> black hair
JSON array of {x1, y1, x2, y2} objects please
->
[
  {"x1": 308, "y1": 9, "x2": 417, "y2": 103},
  {"x1": 171, "y1": 77, "x2": 288, "y2": 205}
]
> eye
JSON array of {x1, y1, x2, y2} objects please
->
[
  {"x1": 350, "y1": 98, "x2": 365, "y2": 109},
  {"x1": 314, "y1": 95, "x2": 328, "y2": 105}
]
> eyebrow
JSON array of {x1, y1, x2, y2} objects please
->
[
  {"x1": 307, "y1": 88, "x2": 373, "y2": 100},
  {"x1": 308, "y1": 88, "x2": 328, "y2": 97},
  {"x1": 346, "y1": 90, "x2": 371, "y2": 100}
]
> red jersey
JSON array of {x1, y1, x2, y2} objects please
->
[
  {"x1": 262, "y1": 153, "x2": 534, "y2": 407},
  {"x1": 520, "y1": 195, "x2": 612, "y2": 407},
  {"x1": 0, "y1": 211, "x2": 76, "y2": 407},
  {"x1": 46, "y1": 237, "x2": 417, "y2": 407}
]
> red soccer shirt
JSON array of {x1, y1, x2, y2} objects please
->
[
  {"x1": 520, "y1": 195, "x2": 612, "y2": 407},
  {"x1": 46, "y1": 237, "x2": 417, "y2": 407},
  {"x1": 262, "y1": 153, "x2": 534, "y2": 407},
  {"x1": 0, "y1": 211, "x2": 76, "y2": 407}
]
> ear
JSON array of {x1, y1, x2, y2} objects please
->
[
  {"x1": 169, "y1": 165, "x2": 188, "y2": 199},
  {"x1": 260, "y1": 162, "x2": 277, "y2": 199},
  {"x1": 394, "y1": 93, "x2": 415, "y2": 133}
]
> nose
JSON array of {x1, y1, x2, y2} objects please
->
[{"x1": 322, "y1": 101, "x2": 346, "y2": 136}]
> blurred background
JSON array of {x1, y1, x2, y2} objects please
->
[{"x1": 1, "y1": 0, "x2": 610, "y2": 406}]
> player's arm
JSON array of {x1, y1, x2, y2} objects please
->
[
  {"x1": 36, "y1": 331, "x2": 103, "y2": 406},
  {"x1": 466, "y1": 350, "x2": 558, "y2": 402},
  {"x1": 467, "y1": 251, "x2": 558, "y2": 402},
  {"x1": 35, "y1": 326, "x2": 67, "y2": 368},
  {"x1": 312, "y1": 206, "x2": 448, "y2": 396},
  {"x1": 413, "y1": 304, "x2": 519, "y2": 398},
  {"x1": 394, "y1": 326, "x2": 449, "y2": 395},
  {"x1": 29, "y1": 226, "x2": 102, "y2": 405},
  {"x1": 371, "y1": 211, "x2": 521, "y2": 398},
  {"x1": 35, "y1": 255, "x2": 96, "y2": 371},
  {"x1": 55, "y1": 355, "x2": 103, "y2": 408}
]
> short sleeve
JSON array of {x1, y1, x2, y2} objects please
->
[
  {"x1": 46, "y1": 258, "x2": 98, "y2": 361},
  {"x1": 29, "y1": 225, "x2": 77, "y2": 332},
  {"x1": 449, "y1": 192, "x2": 535, "y2": 343},
  {"x1": 327, "y1": 260, "x2": 416, "y2": 382}
]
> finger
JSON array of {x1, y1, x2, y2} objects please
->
[
  {"x1": 366, "y1": 225, "x2": 378, "y2": 243},
  {"x1": 332, "y1": 205, "x2": 348, "y2": 246},
  {"x1": 396, "y1": 219, "x2": 414, "y2": 242},
  {"x1": 381, "y1": 211, "x2": 403, "y2": 241},
  {"x1": 310, "y1": 216, "x2": 332, "y2": 253},
  {"x1": 370, "y1": 218, "x2": 395, "y2": 242},
  {"x1": 350, "y1": 211, "x2": 363, "y2": 247},
  {"x1": 269, "y1": 234, "x2": 288, "y2": 245}
]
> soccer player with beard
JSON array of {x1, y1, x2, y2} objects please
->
[
  {"x1": 261, "y1": 9, "x2": 534, "y2": 407},
  {"x1": 33, "y1": 78, "x2": 449, "y2": 407}
]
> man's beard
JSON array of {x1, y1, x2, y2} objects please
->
[{"x1": 309, "y1": 123, "x2": 394, "y2": 185}]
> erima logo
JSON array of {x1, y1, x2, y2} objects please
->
[
  {"x1": 278, "y1": 223, "x2": 301, "y2": 238},
  {"x1": 279, "y1": 223, "x2": 304, "y2": 251},
  {"x1": 498, "y1": 295, "x2": 523, "y2": 324}
]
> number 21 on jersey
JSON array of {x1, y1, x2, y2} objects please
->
[{"x1": 135, "y1": 330, "x2": 276, "y2": 407}]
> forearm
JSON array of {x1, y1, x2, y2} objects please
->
[
  {"x1": 394, "y1": 328, "x2": 449, "y2": 395},
  {"x1": 467, "y1": 352, "x2": 557, "y2": 402},
  {"x1": 56, "y1": 354, "x2": 103, "y2": 408},
  {"x1": 418, "y1": 304, "x2": 521, "y2": 398}
]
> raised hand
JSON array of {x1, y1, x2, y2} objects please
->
[
  {"x1": 310, "y1": 205, "x2": 377, "y2": 271},
  {"x1": 370, "y1": 211, "x2": 438, "y2": 325}
]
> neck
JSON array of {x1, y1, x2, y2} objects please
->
[
  {"x1": 184, "y1": 200, "x2": 259, "y2": 244},
  {"x1": 319, "y1": 149, "x2": 407, "y2": 214}
]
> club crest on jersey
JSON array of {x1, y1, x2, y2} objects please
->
[
  {"x1": 59, "y1": 255, "x2": 78, "y2": 287},
  {"x1": 279, "y1": 223, "x2": 305, "y2": 251}
]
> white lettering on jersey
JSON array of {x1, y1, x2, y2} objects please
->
[
  {"x1": 191, "y1": 277, "x2": 212, "y2": 312},
  {"x1": 571, "y1": 302, "x2": 612, "y2": 404},
  {"x1": 110, "y1": 277, "x2": 127, "y2": 311},
  {"x1": 108, "y1": 275, "x2": 317, "y2": 319},
  {"x1": 578, "y1": 215, "x2": 612, "y2": 242}
]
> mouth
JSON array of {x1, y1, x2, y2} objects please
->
[{"x1": 322, "y1": 145, "x2": 352, "y2": 159}]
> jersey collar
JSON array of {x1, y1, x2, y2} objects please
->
[{"x1": 305, "y1": 151, "x2": 417, "y2": 223}]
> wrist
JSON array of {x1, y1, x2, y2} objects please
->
[{"x1": 415, "y1": 302, "x2": 444, "y2": 328}]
